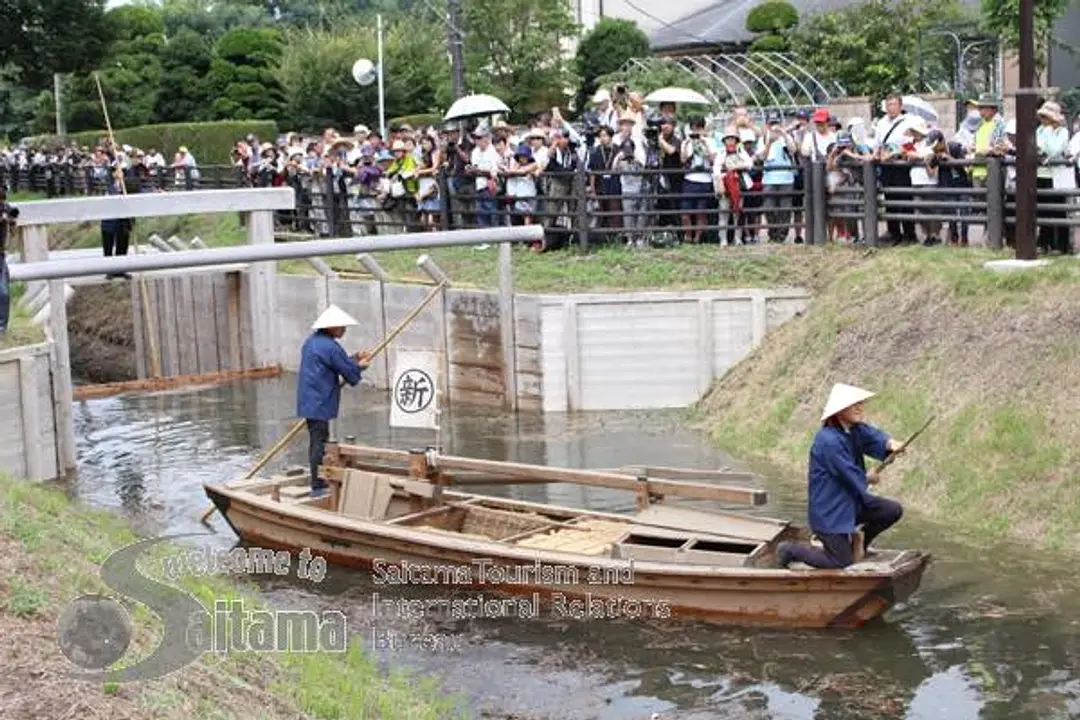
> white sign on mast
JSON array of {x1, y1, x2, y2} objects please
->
[{"x1": 389, "y1": 351, "x2": 440, "y2": 430}]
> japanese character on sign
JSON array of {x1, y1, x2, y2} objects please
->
[{"x1": 394, "y1": 369, "x2": 434, "y2": 414}]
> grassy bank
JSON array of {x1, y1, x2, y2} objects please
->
[
  {"x1": 0, "y1": 473, "x2": 468, "y2": 719},
  {"x1": 696, "y1": 246, "x2": 1080, "y2": 551},
  {"x1": 1, "y1": 284, "x2": 46, "y2": 349},
  {"x1": 286, "y1": 243, "x2": 869, "y2": 293}
]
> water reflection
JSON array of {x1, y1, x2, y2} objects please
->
[{"x1": 65, "y1": 375, "x2": 1080, "y2": 720}]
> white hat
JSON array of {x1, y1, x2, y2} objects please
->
[
  {"x1": 820, "y1": 383, "x2": 876, "y2": 422},
  {"x1": 593, "y1": 88, "x2": 611, "y2": 104},
  {"x1": 311, "y1": 305, "x2": 359, "y2": 330}
]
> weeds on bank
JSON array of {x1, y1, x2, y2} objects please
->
[
  {"x1": 698, "y1": 247, "x2": 1080, "y2": 551},
  {"x1": 1, "y1": 285, "x2": 46, "y2": 349},
  {"x1": 0, "y1": 474, "x2": 469, "y2": 719}
]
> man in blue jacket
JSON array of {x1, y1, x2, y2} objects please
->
[
  {"x1": 297, "y1": 305, "x2": 369, "y2": 497},
  {"x1": 777, "y1": 384, "x2": 905, "y2": 569}
]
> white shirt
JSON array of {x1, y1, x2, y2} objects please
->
[
  {"x1": 470, "y1": 144, "x2": 501, "y2": 192},
  {"x1": 872, "y1": 114, "x2": 912, "y2": 153}
]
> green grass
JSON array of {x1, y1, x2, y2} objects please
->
[
  {"x1": 0, "y1": 473, "x2": 470, "y2": 719},
  {"x1": 281, "y1": 242, "x2": 874, "y2": 293},
  {"x1": 1, "y1": 282, "x2": 46, "y2": 349},
  {"x1": 696, "y1": 246, "x2": 1080, "y2": 551}
]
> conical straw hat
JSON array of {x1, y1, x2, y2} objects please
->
[
  {"x1": 311, "y1": 304, "x2": 359, "y2": 330},
  {"x1": 820, "y1": 383, "x2": 876, "y2": 422}
]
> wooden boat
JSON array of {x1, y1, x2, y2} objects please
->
[{"x1": 203, "y1": 443, "x2": 931, "y2": 629}]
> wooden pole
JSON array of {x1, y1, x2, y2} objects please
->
[
  {"x1": 199, "y1": 279, "x2": 449, "y2": 524},
  {"x1": 1013, "y1": 0, "x2": 1037, "y2": 261},
  {"x1": 94, "y1": 72, "x2": 163, "y2": 378}
]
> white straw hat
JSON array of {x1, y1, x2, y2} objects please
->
[
  {"x1": 312, "y1": 305, "x2": 359, "y2": 330},
  {"x1": 820, "y1": 383, "x2": 876, "y2": 422}
]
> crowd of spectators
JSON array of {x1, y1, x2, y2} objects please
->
[{"x1": 5, "y1": 87, "x2": 1080, "y2": 254}]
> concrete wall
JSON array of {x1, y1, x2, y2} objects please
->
[
  {"x1": 0, "y1": 343, "x2": 59, "y2": 481},
  {"x1": 273, "y1": 278, "x2": 810, "y2": 412},
  {"x1": 537, "y1": 289, "x2": 809, "y2": 412}
]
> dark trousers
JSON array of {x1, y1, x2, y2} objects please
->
[
  {"x1": 306, "y1": 418, "x2": 330, "y2": 492},
  {"x1": 881, "y1": 167, "x2": 916, "y2": 242},
  {"x1": 788, "y1": 496, "x2": 903, "y2": 569},
  {"x1": 1037, "y1": 177, "x2": 1071, "y2": 254},
  {"x1": 102, "y1": 224, "x2": 130, "y2": 256}
]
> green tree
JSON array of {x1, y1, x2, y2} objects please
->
[
  {"x1": 200, "y1": 27, "x2": 287, "y2": 121},
  {"x1": 65, "y1": 6, "x2": 168, "y2": 131},
  {"x1": 460, "y1": 0, "x2": 581, "y2": 118},
  {"x1": 159, "y1": 0, "x2": 271, "y2": 39},
  {"x1": 789, "y1": 0, "x2": 976, "y2": 98},
  {"x1": 746, "y1": 0, "x2": 798, "y2": 52},
  {"x1": 0, "y1": 0, "x2": 111, "y2": 88},
  {"x1": 274, "y1": 18, "x2": 450, "y2": 132},
  {"x1": 574, "y1": 19, "x2": 651, "y2": 114},
  {"x1": 155, "y1": 28, "x2": 214, "y2": 123},
  {"x1": 981, "y1": 0, "x2": 1070, "y2": 70}
]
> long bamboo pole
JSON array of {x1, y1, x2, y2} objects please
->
[
  {"x1": 94, "y1": 72, "x2": 163, "y2": 378},
  {"x1": 199, "y1": 279, "x2": 448, "y2": 524}
]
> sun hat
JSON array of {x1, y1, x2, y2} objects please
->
[
  {"x1": 820, "y1": 383, "x2": 876, "y2": 422},
  {"x1": 811, "y1": 108, "x2": 830, "y2": 124},
  {"x1": 1037, "y1": 101, "x2": 1065, "y2": 124},
  {"x1": 312, "y1": 305, "x2": 359, "y2": 330}
]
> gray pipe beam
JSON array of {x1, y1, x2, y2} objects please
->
[{"x1": 8, "y1": 226, "x2": 543, "y2": 283}]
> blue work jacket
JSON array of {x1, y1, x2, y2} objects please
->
[
  {"x1": 296, "y1": 331, "x2": 363, "y2": 420},
  {"x1": 806, "y1": 422, "x2": 891, "y2": 534}
]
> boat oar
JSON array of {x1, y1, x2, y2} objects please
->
[
  {"x1": 867, "y1": 415, "x2": 934, "y2": 485},
  {"x1": 199, "y1": 271, "x2": 449, "y2": 525}
]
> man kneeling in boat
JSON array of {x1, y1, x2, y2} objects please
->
[
  {"x1": 777, "y1": 383, "x2": 904, "y2": 569},
  {"x1": 297, "y1": 305, "x2": 370, "y2": 497}
]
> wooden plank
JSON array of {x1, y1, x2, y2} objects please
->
[
  {"x1": 236, "y1": 272, "x2": 253, "y2": 369},
  {"x1": 175, "y1": 275, "x2": 199, "y2": 375},
  {"x1": 497, "y1": 241, "x2": 517, "y2": 411},
  {"x1": 632, "y1": 506, "x2": 786, "y2": 542},
  {"x1": 227, "y1": 272, "x2": 244, "y2": 370},
  {"x1": 71, "y1": 365, "x2": 281, "y2": 400},
  {"x1": 0, "y1": 361, "x2": 28, "y2": 477},
  {"x1": 14, "y1": 188, "x2": 294, "y2": 225},
  {"x1": 191, "y1": 274, "x2": 216, "y2": 374},
  {"x1": 158, "y1": 278, "x2": 179, "y2": 377},
  {"x1": 131, "y1": 278, "x2": 147, "y2": 379},
  {"x1": 616, "y1": 465, "x2": 758, "y2": 484},
  {"x1": 416, "y1": 452, "x2": 768, "y2": 506},
  {"x1": 18, "y1": 356, "x2": 44, "y2": 479},
  {"x1": 213, "y1": 273, "x2": 232, "y2": 372}
]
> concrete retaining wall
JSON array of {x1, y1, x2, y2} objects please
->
[
  {"x1": 271, "y1": 276, "x2": 810, "y2": 412},
  {"x1": 0, "y1": 343, "x2": 59, "y2": 480}
]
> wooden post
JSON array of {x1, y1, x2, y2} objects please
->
[
  {"x1": 408, "y1": 449, "x2": 429, "y2": 480},
  {"x1": 324, "y1": 442, "x2": 341, "y2": 510},
  {"x1": 245, "y1": 210, "x2": 278, "y2": 368},
  {"x1": 497, "y1": 241, "x2": 517, "y2": 411},
  {"x1": 48, "y1": 275, "x2": 76, "y2": 471},
  {"x1": 635, "y1": 474, "x2": 650, "y2": 512}
]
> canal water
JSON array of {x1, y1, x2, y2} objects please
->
[{"x1": 65, "y1": 375, "x2": 1080, "y2": 720}]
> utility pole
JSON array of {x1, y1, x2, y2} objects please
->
[
  {"x1": 447, "y1": 0, "x2": 466, "y2": 100},
  {"x1": 53, "y1": 73, "x2": 66, "y2": 136},
  {"x1": 1013, "y1": 0, "x2": 1037, "y2": 260}
]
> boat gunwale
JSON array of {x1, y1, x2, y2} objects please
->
[{"x1": 204, "y1": 481, "x2": 931, "y2": 583}]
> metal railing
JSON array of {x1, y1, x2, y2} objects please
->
[{"x1": 5, "y1": 157, "x2": 1079, "y2": 252}]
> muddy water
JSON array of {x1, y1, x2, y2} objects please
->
[{"x1": 65, "y1": 375, "x2": 1080, "y2": 720}]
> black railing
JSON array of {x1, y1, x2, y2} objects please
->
[{"x1": 4, "y1": 157, "x2": 1078, "y2": 252}]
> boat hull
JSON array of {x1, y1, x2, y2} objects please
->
[{"x1": 206, "y1": 486, "x2": 930, "y2": 629}]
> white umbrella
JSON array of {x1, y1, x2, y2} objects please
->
[
  {"x1": 443, "y1": 93, "x2": 510, "y2": 121},
  {"x1": 644, "y1": 87, "x2": 711, "y2": 106},
  {"x1": 880, "y1": 96, "x2": 938, "y2": 123}
]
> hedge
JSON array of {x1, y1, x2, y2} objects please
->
[{"x1": 26, "y1": 120, "x2": 279, "y2": 165}]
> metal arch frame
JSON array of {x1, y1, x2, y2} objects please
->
[
  {"x1": 624, "y1": 56, "x2": 736, "y2": 107},
  {"x1": 681, "y1": 55, "x2": 765, "y2": 110},
  {"x1": 749, "y1": 52, "x2": 824, "y2": 105},
  {"x1": 617, "y1": 52, "x2": 835, "y2": 113},
  {"x1": 738, "y1": 53, "x2": 800, "y2": 109},
  {"x1": 700, "y1": 54, "x2": 783, "y2": 110}
]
